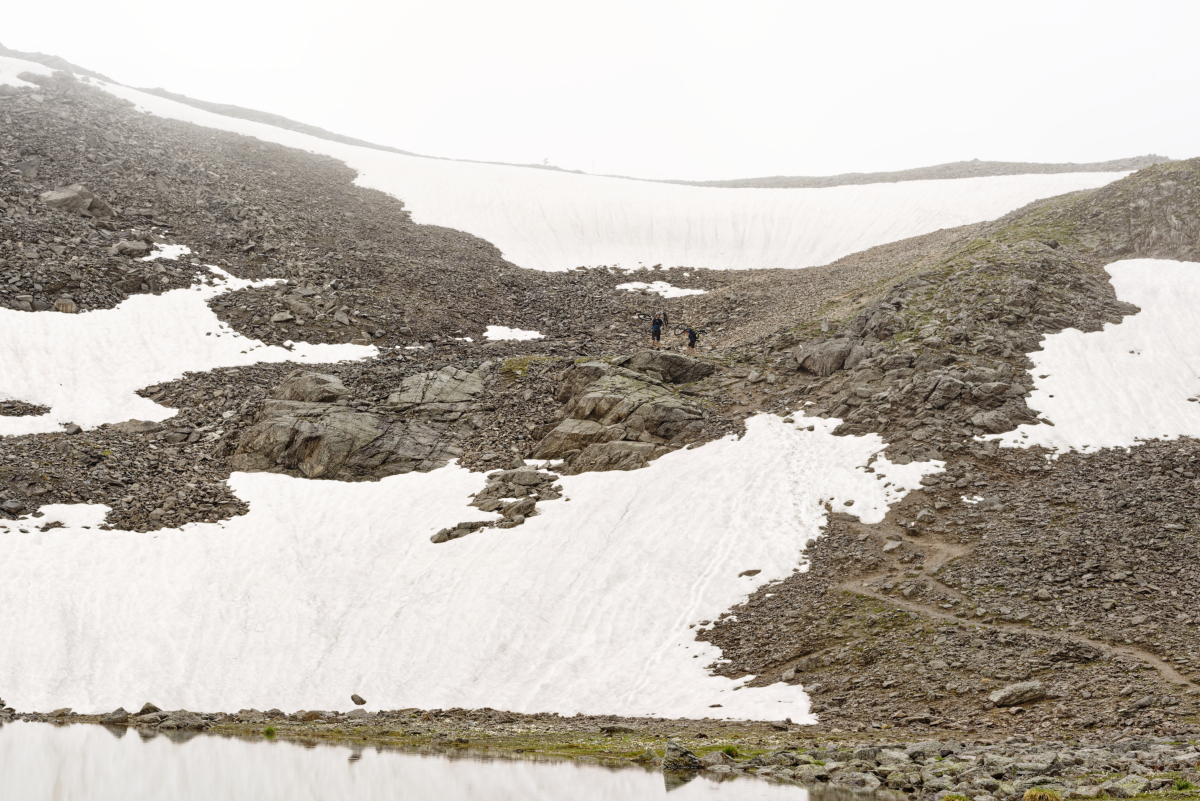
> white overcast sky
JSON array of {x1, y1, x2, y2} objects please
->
[{"x1": 5, "y1": 0, "x2": 1197, "y2": 180}]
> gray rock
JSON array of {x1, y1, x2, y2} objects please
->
[
  {"x1": 38, "y1": 184, "x2": 112, "y2": 218},
  {"x1": 927, "y1": 376, "x2": 965, "y2": 408},
  {"x1": 624, "y1": 351, "x2": 715, "y2": 384},
  {"x1": 972, "y1": 409, "x2": 1013, "y2": 433},
  {"x1": 100, "y1": 707, "x2": 130, "y2": 725},
  {"x1": 111, "y1": 419, "x2": 163, "y2": 434},
  {"x1": 273, "y1": 371, "x2": 350, "y2": 403},
  {"x1": 1103, "y1": 775, "x2": 1150, "y2": 798},
  {"x1": 157, "y1": 710, "x2": 205, "y2": 730},
  {"x1": 832, "y1": 771, "x2": 883, "y2": 791},
  {"x1": 137, "y1": 702, "x2": 162, "y2": 715},
  {"x1": 270, "y1": 311, "x2": 295, "y2": 323},
  {"x1": 661, "y1": 739, "x2": 703, "y2": 771},
  {"x1": 234, "y1": 368, "x2": 485, "y2": 480},
  {"x1": 351, "y1": 694, "x2": 365, "y2": 706},
  {"x1": 700, "y1": 750, "x2": 736, "y2": 766},
  {"x1": 988, "y1": 680, "x2": 1046, "y2": 707},
  {"x1": 795, "y1": 339, "x2": 855, "y2": 376},
  {"x1": 570, "y1": 441, "x2": 661, "y2": 472},
  {"x1": 110, "y1": 239, "x2": 152, "y2": 257}
]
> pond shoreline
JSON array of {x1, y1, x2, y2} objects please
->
[{"x1": 6, "y1": 707, "x2": 1199, "y2": 799}]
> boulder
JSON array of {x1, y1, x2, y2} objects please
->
[
  {"x1": 661, "y1": 739, "x2": 702, "y2": 771},
  {"x1": 700, "y1": 750, "x2": 736, "y2": 766},
  {"x1": 623, "y1": 351, "x2": 715, "y2": 384},
  {"x1": 795, "y1": 340, "x2": 855, "y2": 376},
  {"x1": 988, "y1": 680, "x2": 1046, "y2": 707},
  {"x1": 927, "y1": 376, "x2": 964, "y2": 408},
  {"x1": 351, "y1": 694, "x2": 366, "y2": 706},
  {"x1": 972, "y1": 410, "x2": 1013, "y2": 433},
  {"x1": 38, "y1": 184, "x2": 113, "y2": 218},
  {"x1": 158, "y1": 710, "x2": 205, "y2": 730},
  {"x1": 273, "y1": 371, "x2": 351, "y2": 403},
  {"x1": 863, "y1": 309, "x2": 904, "y2": 339},
  {"x1": 100, "y1": 707, "x2": 130, "y2": 725},
  {"x1": 137, "y1": 702, "x2": 162, "y2": 715},
  {"x1": 111, "y1": 419, "x2": 162, "y2": 434},
  {"x1": 39, "y1": 188, "x2": 92, "y2": 215},
  {"x1": 110, "y1": 239, "x2": 152, "y2": 257},
  {"x1": 832, "y1": 771, "x2": 883, "y2": 791},
  {"x1": 1103, "y1": 776, "x2": 1150, "y2": 798}
]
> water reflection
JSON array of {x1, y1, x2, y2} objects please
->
[{"x1": 0, "y1": 721, "x2": 809, "y2": 800}]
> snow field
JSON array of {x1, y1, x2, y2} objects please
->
[
  {"x1": 0, "y1": 722, "x2": 808, "y2": 801},
  {"x1": 986, "y1": 259, "x2": 1200, "y2": 453},
  {"x1": 29, "y1": 64, "x2": 1122, "y2": 274},
  {"x1": 616, "y1": 280, "x2": 708, "y2": 298},
  {"x1": 0, "y1": 267, "x2": 375, "y2": 436},
  {"x1": 484, "y1": 325, "x2": 544, "y2": 340},
  {"x1": 0, "y1": 413, "x2": 940, "y2": 718}
]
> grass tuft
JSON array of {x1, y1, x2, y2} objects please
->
[
  {"x1": 722, "y1": 745, "x2": 739, "y2": 758},
  {"x1": 1023, "y1": 789, "x2": 1062, "y2": 801},
  {"x1": 263, "y1": 726, "x2": 276, "y2": 739}
]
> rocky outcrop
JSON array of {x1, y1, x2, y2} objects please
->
[
  {"x1": 531, "y1": 358, "x2": 707, "y2": 470},
  {"x1": 794, "y1": 339, "x2": 855, "y2": 376},
  {"x1": 618, "y1": 351, "x2": 715, "y2": 384},
  {"x1": 231, "y1": 366, "x2": 488, "y2": 479},
  {"x1": 432, "y1": 464, "x2": 563, "y2": 543}
]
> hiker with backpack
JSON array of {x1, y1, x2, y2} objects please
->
[{"x1": 683, "y1": 325, "x2": 699, "y2": 355}]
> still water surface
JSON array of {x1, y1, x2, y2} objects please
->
[{"x1": 0, "y1": 721, "x2": 810, "y2": 800}]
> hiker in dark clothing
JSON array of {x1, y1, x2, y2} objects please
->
[
  {"x1": 650, "y1": 313, "x2": 666, "y2": 350},
  {"x1": 684, "y1": 326, "x2": 699, "y2": 355}
]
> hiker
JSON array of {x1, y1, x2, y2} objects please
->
[
  {"x1": 684, "y1": 326, "x2": 699, "y2": 355},
  {"x1": 650, "y1": 312, "x2": 666, "y2": 350}
]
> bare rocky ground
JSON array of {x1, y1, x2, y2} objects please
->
[{"x1": 2, "y1": 60, "x2": 1200, "y2": 798}]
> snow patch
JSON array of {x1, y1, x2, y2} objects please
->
[
  {"x1": 484, "y1": 325, "x2": 544, "y2": 341},
  {"x1": 615, "y1": 281, "x2": 708, "y2": 298},
  {"x1": 140, "y1": 244, "x2": 192, "y2": 261},
  {"x1": 0, "y1": 56, "x2": 51, "y2": 89},
  {"x1": 985, "y1": 259, "x2": 1200, "y2": 453},
  {"x1": 0, "y1": 266, "x2": 375, "y2": 436},
  {"x1": 0, "y1": 414, "x2": 941, "y2": 718}
]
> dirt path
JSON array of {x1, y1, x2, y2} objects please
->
[{"x1": 837, "y1": 524, "x2": 1199, "y2": 690}]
